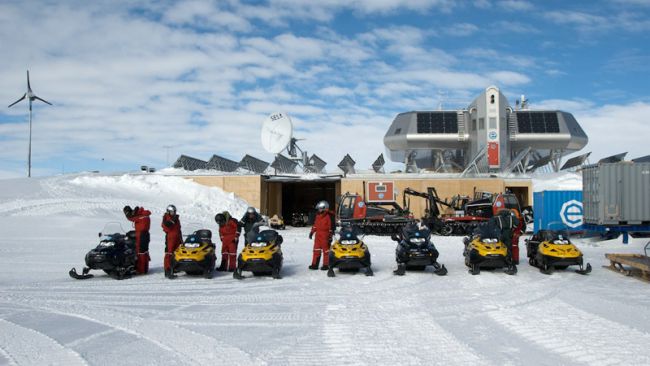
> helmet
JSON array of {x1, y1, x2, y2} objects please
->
[
  {"x1": 215, "y1": 213, "x2": 226, "y2": 225},
  {"x1": 315, "y1": 201, "x2": 329, "y2": 211},
  {"x1": 246, "y1": 207, "x2": 257, "y2": 215},
  {"x1": 166, "y1": 204, "x2": 177, "y2": 215}
]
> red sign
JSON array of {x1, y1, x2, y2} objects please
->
[
  {"x1": 488, "y1": 142, "x2": 499, "y2": 167},
  {"x1": 366, "y1": 181, "x2": 394, "y2": 202}
]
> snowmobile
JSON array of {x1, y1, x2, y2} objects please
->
[
  {"x1": 463, "y1": 224, "x2": 517, "y2": 275},
  {"x1": 327, "y1": 226, "x2": 373, "y2": 277},
  {"x1": 170, "y1": 229, "x2": 217, "y2": 279},
  {"x1": 269, "y1": 214, "x2": 286, "y2": 230},
  {"x1": 526, "y1": 224, "x2": 591, "y2": 275},
  {"x1": 392, "y1": 224, "x2": 447, "y2": 276},
  {"x1": 69, "y1": 223, "x2": 137, "y2": 280},
  {"x1": 234, "y1": 228, "x2": 283, "y2": 279}
]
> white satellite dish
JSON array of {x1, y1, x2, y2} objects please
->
[{"x1": 261, "y1": 112, "x2": 293, "y2": 154}]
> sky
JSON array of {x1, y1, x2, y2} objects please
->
[{"x1": 1, "y1": 0, "x2": 649, "y2": 178}]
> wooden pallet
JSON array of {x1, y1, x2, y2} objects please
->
[{"x1": 605, "y1": 253, "x2": 650, "y2": 282}]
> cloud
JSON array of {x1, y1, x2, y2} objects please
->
[
  {"x1": 445, "y1": 23, "x2": 479, "y2": 37},
  {"x1": 497, "y1": 0, "x2": 535, "y2": 11}
]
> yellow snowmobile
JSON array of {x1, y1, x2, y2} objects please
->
[
  {"x1": 463, "y1": 224, "x2": 516, "y2": 275},
  {"x1": 234, "y1": 229, "x2": 283, "y2": 279},
  {"x1": 170, "y1": 229, "x2": 216, "y2": 279},
  {"x1": 526, "y1": 224, "x2": 591, "y2": 275},
  {"x1": 327, "y1": 226, "x2": 373, "y2": 277}
]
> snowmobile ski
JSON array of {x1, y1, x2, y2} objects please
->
[
  {"x1": 575, "y1": 263, "x2": 592, "y2": 275},
  {"x1": 69, "y1": 267, "x2": 94, "y2": 280},
  {"x1": 433, "y1": 264, "x2": 448, "y2": 276}
]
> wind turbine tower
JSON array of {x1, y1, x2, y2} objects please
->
[{"x1": 8, "y1": 70, "x2": 52, "y2": 177}]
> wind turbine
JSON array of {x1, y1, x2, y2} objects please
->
[{"x1": 8, "y1": 70, "x2": 52, "y2": 177}]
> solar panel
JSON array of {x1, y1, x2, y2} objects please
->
[
  {"x1": 172, "y1": 155, "x2": 208, "y2": 171},
  {"x1": 561, "y1": 152, "x2": 591, "y2": 170},
  {"x1": 270, "y1": 154, "x2": 298, "y2": 174},
  {"x1": 416, "y1": 112, "x2": 458, "y2": 134},
  {"x1": 516, "y1": 112, "x2": 560, "y2": 133},
  {"x1": 207, "y1": 154, "x2": 239, "y2": 172},
  {"x1": 239, "y1": 154, "x2": 270, "y2": 174},
  {"x1": 338, "y1": 154, "x2": 356, "y2": 175},
  {"x1": 598, "y1": 152, "x2": 627, "y2": 164},
  {"x1": 372, "y1": 153, "x2": 385, "y2": 173},
  {"x1": 527, "y1": 154, "x2": 553, "y2": 172},
  {"x1": 305, "y1": 154, "x2": 327, "y2": 173},
  {"x1": 632, "y1": 155, "x2": 650, "y2": 163}
]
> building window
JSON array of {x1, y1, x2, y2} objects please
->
[
  {"x1": 479, "y1": 118, "x2": 485, "y2": 130},
  {"x1": 472, "y1": 119, "x2": 477, "y2": 131},
  {"x1": 489, "y1": 117, "x2": 496, "y2": 129},
  {"x1": 394, "y1": 128, "x2": 401, "y2": 135}
]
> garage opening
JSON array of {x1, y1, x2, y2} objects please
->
[
  {"x1": 506, "y1": 186, "x2": 530, "y2": 208},
  {"x1": 264, "y1": 178, "x2": 340, "y2": 227},
  {"x1": 282, "y1": 182, "x2": 337, "y2": 225}
]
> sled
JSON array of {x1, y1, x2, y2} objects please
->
[{"x1": 605, "y1": 253, "x2": 650, "y2": 282}]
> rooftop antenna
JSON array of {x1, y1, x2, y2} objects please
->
[
  {"x1": 162, "y1": 144, "x2": 179, "y2": 166},
  {"x1": 8, "y1": 70, "x2": 52, "y2": 178}
]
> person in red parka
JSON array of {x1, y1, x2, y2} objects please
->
[
  {"x1": 161, "y1": 204, "x2": 183, "y2": 278},
  {"x1": 215, "y1": 211, "x2": 241, "y2": 272},
  {"x1": 123, "y1": 205, "x2": 151, "y2": 274},
  {"x1": 309, "y1": 200, "x2": 335, "y2": 270}
]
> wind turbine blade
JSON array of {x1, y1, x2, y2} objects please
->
[
  {"x1": 33, "y1": 95, "x2": 52, "y2": 105},
  {"x1": 8, "y1": 94, "x2": 26, "y2": 108},
  {"x1": 27, "y1": 70, "x2": 31, "y2": 91}
]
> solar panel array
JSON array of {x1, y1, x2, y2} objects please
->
[
  {"x1": 207, "y1": 154, "x2": 239, "y2": 172},
  {"x1": 239, "y1": 154, "x2": 270, "y2": 174},
  {"x1": 173, "y1": 155, "x2": 208, "y2": 171},
  {"x1": 598, "y1": 152, "x2": 627, "y2": 164},
  {"x1": 632, "y1": 155, "x2": 650, "y2": 163},
  {"x1": 416, "y1": 112, "x2": 458, "y2": 134},
  {"x1": 561, "y1": 152, "x2": 591, "y2": 170},
  {"x1": 338, "y1": 154, "x2": 356, "y2": 174},
  {"x1": 271, "y1": 154, "x2": 298, "y2": 174},
  {"x1": 372, "y1": 153, "x2": 385, "y2": 173},
  {"x1": 516, "y1": 112, "x2": 560, "y2": 133},
  {"x1": 305, "y1": 154, "x2": 327, "y2": 173}
]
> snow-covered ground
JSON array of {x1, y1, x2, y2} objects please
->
[{"x1": 0, "y1": 173, "x2": 649, "y2": 366}]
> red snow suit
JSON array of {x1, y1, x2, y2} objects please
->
[
  {"x1": 162, "y1": 213, "x2": 183, "y2": 271},
  {"x1": 127, "y1": 207, "x2": 151, "y2": 274},
  {"x1": 310, "y1": 210, "x2": 334, "y2": 266},
  {"x1": 219, "y1": 217, "x2": 240, "y2": 271}
]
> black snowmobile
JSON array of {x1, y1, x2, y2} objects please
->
[
  {"x1": 392, "y1": 224, "x2": 447, "y2": 276},
  {"x1": 69, "y1": 223, "x2": 137, "y2": 280}
]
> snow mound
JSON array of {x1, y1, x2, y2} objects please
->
[
  {"x1": 0, "y1": 173, "x2": 249, "y2": 225},
  {"x1": 532, "y1": 172, "x2": 582, "y2": 192}
]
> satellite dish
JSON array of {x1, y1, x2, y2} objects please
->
[{"x1": 261, "y1": 112, "x2": 293, "y2": 154}]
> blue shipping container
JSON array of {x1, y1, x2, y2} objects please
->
[{"x1": 533, "y1": 190, "x2": 583, "y2": 233}]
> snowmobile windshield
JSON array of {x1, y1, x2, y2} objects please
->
[
  {"x1": 338, "y1": 228, "x2": 360, "y2": 244},
  {"x1": 100, "y1": 222, "x2": 125, "y2": 237},
  {"x1": 474, "y1": 224, "x2": 499, "y2": 240},
  {"x1": 542, "y1": 230, "x2": 571, "y2": 244},
  {"x1": 250, "y1": 230, "x2": 278, "y2": 247},
  {"x1": 405, "y1": 228, "x2": 431, "y2": 244}
]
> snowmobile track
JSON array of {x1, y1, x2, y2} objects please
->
[
  {"x1": 489, "y1": 298, "x2": 650, "y2": 365},
  {"x1": 0, "y1": 319, "x2": 88, "y2": 366}
]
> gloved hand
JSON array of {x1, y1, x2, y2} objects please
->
[
  {"x1": 163, "y1": 220, "x2": 174, "y2": 228},
  {"x1": 309, "y1": 232, "x2": 314, "y2": 239},
  {"x1": 123, "y1": 205, "x2": 132, "y2": 217}
]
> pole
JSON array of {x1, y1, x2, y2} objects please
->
[{"x1": 28, "y1": 100, "x2": 32, "y2": 178}]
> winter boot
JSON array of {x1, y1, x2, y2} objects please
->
[
  {"x1": 320, "y1": 265, "x2": 329, "y2": 270},
  {"x1": 309, "y1": 264, "x2": 319, "y2": 270}
]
